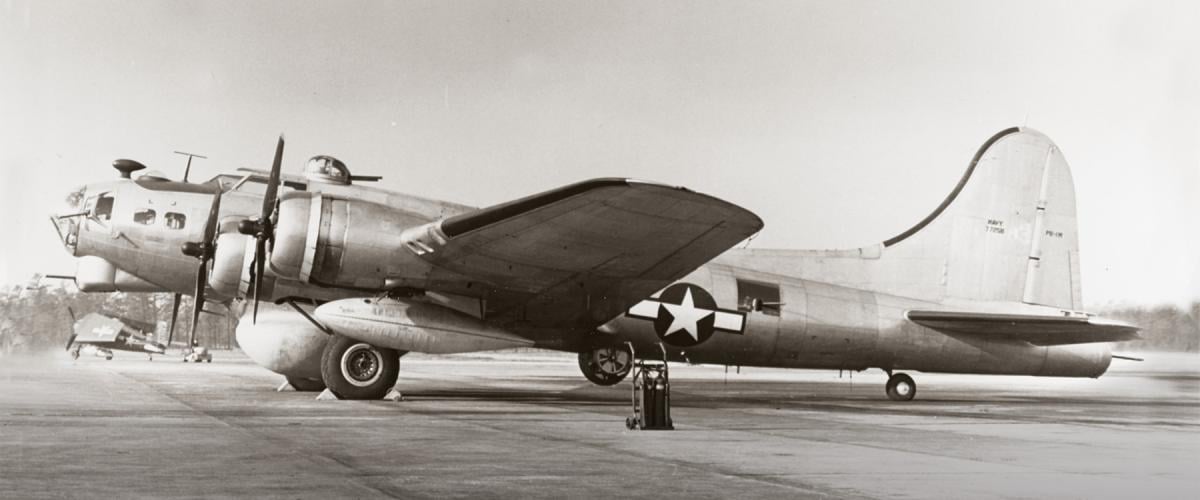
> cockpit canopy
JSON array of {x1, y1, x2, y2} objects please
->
[{"x1": 303, "y1": 155, "x2": 351, "y2": 185}]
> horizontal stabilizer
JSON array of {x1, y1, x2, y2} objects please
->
[{"x1": 907, "y1": 310, "x2": 1140, "y2": 346}]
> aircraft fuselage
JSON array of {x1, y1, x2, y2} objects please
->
[{"x1": 602, "y1": 264, "x2": 1110, "y2": 378}]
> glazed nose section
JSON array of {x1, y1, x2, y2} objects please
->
[{"x1": 51, "y1": 186, "x2": 88, "y2": 252}]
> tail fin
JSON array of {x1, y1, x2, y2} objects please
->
[
  {"x1": 722, "y1": 127, "x2": 1083, "y2": 310},
  {"x1": 882, "y1": 127, "x2": 1082, "y2": 309}
]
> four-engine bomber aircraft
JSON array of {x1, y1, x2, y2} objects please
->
[{"x1": 50, "y1": 127, "x2": 1138, "y2": 400}]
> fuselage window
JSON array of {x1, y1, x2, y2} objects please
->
[
  {"x1": 95, "y1": 195, "x2": 114, "y2": 221},
  {"x1": 737, "y1": 279, "x2": 782, "y2": 316},
  {"x1": 133, "y1": 209, "x2": 157, "y2": 226},
  {"x1": 164, "y1": 212, "x2": 186, "y2": 230}
]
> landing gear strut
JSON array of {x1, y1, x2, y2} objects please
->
[
  {"x1": 885, "y1": 372, "x2": 916, "y2": 401},
  {"x1": 578, "y1": 344, "x2": 634, "y2": 386}
]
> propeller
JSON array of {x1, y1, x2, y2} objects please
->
[
  {"x1": 238, "y1": 136, "x2": 285, "y2": 323},
  {"x1": 180, "y1": 184, "x2": 223, "y2": 349},
  {"x1": 164, "y1": 293, "x2": 182, "y2": 347},
  {"x1": 65, "y1": 307, "x2": 78, "y2": 352}
]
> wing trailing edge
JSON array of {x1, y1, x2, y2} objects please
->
[{"x1": 907, "y1": 310, "x2": 1140, "y2": 346}]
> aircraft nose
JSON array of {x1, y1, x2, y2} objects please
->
[{"x1": 51, "y1": 186, "x2": 87, "y2": 251}]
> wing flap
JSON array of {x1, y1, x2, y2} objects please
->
[{"x1": 907, "y1": 310, "x2": 1140, "y2": 346}]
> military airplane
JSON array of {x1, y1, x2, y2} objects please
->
[
  {"x1": 50, "y1": 127, "x2": 1138, "y2": 401},
  {"x1": 65, "y1": 308, "x2": 166, "y2": 361}
]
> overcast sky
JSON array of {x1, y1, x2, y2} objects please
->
[{"x1": 2, "y1": 0, "x2": 1197, "y2": 307}]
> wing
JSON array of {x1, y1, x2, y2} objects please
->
[
  {"x1": 403, "y1": 178, "x2": 763, "y2": 328},
  {"x1": 907, "y1": 310, "x2": 1140, "y2": 346}
]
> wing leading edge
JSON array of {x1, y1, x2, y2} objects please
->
[{"x1": 907, "y1": 310, "x2": 1141, "y2": 346}]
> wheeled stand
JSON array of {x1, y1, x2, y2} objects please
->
[{"x1": 625, "y1": 342, "x2": 674, "y2": 430}]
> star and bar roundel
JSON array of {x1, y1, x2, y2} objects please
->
[{"x1": 626, "y1": 283, "x2": 746, "y2": 347}]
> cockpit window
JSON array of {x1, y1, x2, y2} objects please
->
[
  {"x1": 165, "y1": 212, "x2": 186, "y2": 230},
  {"x1": 95, "y1": 195, "x2": 114, "y2": 221},
  {"x1": 133, "y1": 209, "x2": 156, "y2": 225}
]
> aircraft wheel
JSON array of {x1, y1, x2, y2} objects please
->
[
  {"x1": 105, "y1": 356, "x2": 112, "y2": 361},
  {"x1": 321, "y1": 335, "x2": 400, "y2": 400},
  {"x1": 71, "y1": 350, "x2": 79, "y2": 360},
  {"x1": 578, "y1": 344, "x2": 634, "y2": 386},
  {"x1": 886, "y1": 373, "x2": 917, "y2": 401},
  {"x1": 287, "y1": 376, "x2": 326, "y2": 392}
]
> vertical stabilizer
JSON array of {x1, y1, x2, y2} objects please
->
[
  {"x1": 883, "y1": 127, "x2": 1082, "y2": 309},
  {"x1": 719, "y1": 127, "x2": 1084, "y2": 310}
]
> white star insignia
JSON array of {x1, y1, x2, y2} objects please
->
[{"x1": 659, "y1": 288, "x2": 714, "y2": 341}]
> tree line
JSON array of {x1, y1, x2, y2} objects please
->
[{"x1": 1097, "y1": 302, "x2": 1200, "y2": 352}]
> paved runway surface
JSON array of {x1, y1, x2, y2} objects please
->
[{"x1": 1, "y1": 349, "x2": 1197, "y2": 499}]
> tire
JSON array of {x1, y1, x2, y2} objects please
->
[
  {"x1": 320, "y1": 334, "x2": 400, "y2": 400},
  {"x1": 287, "y1": 376, "x2": 327, "y2": 392},
  {"x1": 578, "y1": 344, "x2": 634, "y2": 386},
  {"x1": 886, "y1": 373, "x2": 917, "y2": 401}
]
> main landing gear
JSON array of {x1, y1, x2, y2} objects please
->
[
  {"x1": 578, "y1": 344, "x2": 634, "y2": 386},
  {"x1": 885, "y1": 371, "x2": 916, "y2": 401},
  {"x1": 320, "y1": 334, "x2": 402, "y2": 400}
]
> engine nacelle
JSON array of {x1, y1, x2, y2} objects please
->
[
  {"x1": 235, "y1": 304, "x2": 330, "y2": 379},
  {"x1": 268, "y1": 192, "x2": 430, "y2": 289},
  {"x1": 209, "y1": 232, "x2": 251, "y2": 299},
  {"x1": 314, "y1": 298, "x2": 534, "y2": 354}
]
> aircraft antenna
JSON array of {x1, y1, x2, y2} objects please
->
[{"x1": 174, "y1": 151, "x2": 208, "y2": 183}]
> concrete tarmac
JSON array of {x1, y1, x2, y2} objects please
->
[{"x1": 1, "y1": 349, "x2": 1197, "y2": 499}]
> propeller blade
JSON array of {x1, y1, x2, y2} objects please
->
[
  {"x1": 249, "y1": 136, "x2": 283, "y2": 324},
  {"x1": 67, "y1": 307, "x2": 77, "y2": 324},
  {"x1": 203, "y1": 188, "x2": 222, "y2": 246},
  {"x1": 252, "y1": 237, "x2": 266, "y2": 323},
  {"x1": 262, "y1": 136, "x2": 284, "y2": 221},
  {"x1": 65, "y1": 334, "x2": 77, "y2": 351},
  {"x1": 165, "y1": 293, "x2": 181, "y2": 347},
  {"x1": 187, "y1": 262, "x2": 207, "y2": 348}
]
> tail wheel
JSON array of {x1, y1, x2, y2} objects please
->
[
  {"x1": 578, "y1": 344, "x2": 634, "y2": 386},
  {"x1": 320, "y1": 334, "x2": 400, "y2": 400},
  {"x1": 886, "y1": 373, "x2": 917, "y2": 401}
]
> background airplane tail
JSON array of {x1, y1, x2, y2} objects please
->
[{"x1": 882, "y1": 127, "x2": 1083, "y2": 309}]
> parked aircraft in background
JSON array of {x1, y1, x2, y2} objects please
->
[
  {"x1": 50, "y1": 127, "x2": 1137, "y2": 400},
  {"x1": 65, "y1": 308, "x2": 165, "y2": 361}
]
